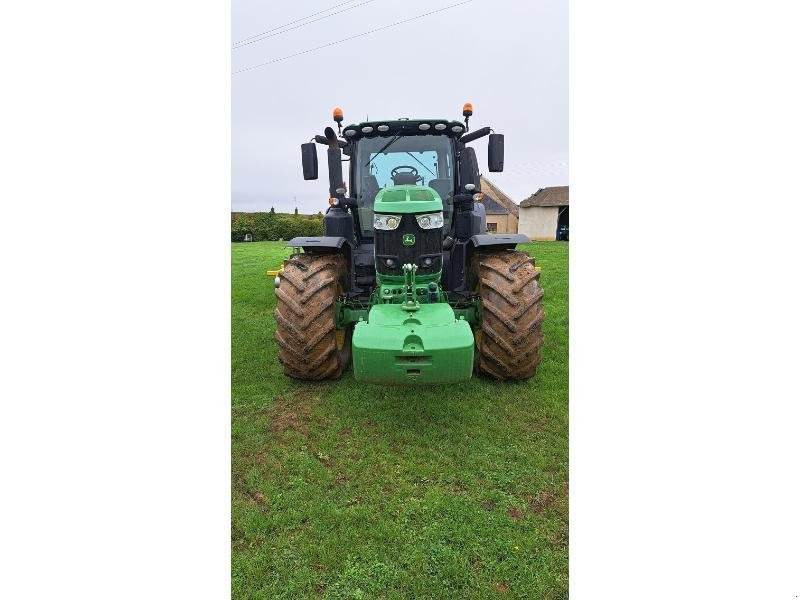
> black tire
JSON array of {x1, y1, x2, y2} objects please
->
[
  {"x1": 471, "y1": 250, "x2": 545, "y2": 380},
  {"x1": 273, "y1": 253, "x2": 349, "y2": 380}
]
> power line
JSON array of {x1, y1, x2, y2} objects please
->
[
  {"x1": 233, "y1": 0, "x2": 357, "y2": 47},
  {"x1": 233, "y1": 0, "x2": 474, "y2": 75},
  {"x1": 233, "y1": 0, "x2": 381, "y2": 50}
]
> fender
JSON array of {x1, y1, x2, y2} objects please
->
[
  {"x1": 286, "y1": 236, "x2": 351, "y2": 252},
  {"x1": 469, "y1": 233, "x2": 530, "y2": 249}
]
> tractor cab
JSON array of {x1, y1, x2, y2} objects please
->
[
  {"x1": 298, "y1": 108, "x2": 513, "y2": 295},
  {"x1": 342, "y1": 118, "x2": 464, "y2": 239}
]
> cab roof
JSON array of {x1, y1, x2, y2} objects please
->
[{"x1": 341, "y1": 118, "x2": 466, "y2": 141}]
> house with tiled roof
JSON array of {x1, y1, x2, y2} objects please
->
[
  {"x1": 479, "y1": 176, "x2": 519, "y2": 233},
  {"x1": 519, "y1": 186, "x2": 569, "y2": 240}
]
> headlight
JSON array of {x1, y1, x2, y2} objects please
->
[
  {"x1": 374, "y1": 214, "x2": 401, "y2": 230},
  {"x1": 415, "y1": 212, "x2": 444, "y2": 229}
]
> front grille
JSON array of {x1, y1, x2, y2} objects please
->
[{"x1": 374, "y1": 214, "x2": 442, "y2": 276}]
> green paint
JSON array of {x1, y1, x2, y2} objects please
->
[
  {"x1": 337, "y1": 292, "x2": 480, "y2": 329},
  {"x1": 336, "y1": 303, "x2": 369, "y2": 328},
  {"x1": 452, "y1": 304, "x2": 480, "y2": 326},
  {"x1": 339, "y1": 180, "x2": 465, "y2": 383},
  {"x1": 348, "y1": 265, "x2": 476, "y2": 383},
  {"x1": 352, "y1": 303, "x2": 474, "y2": 384},
  {"x1": 373, "y1": 185, "x2": 443, "y2": 215},
  {"x1": 400, "y1": 263, "x2": 420, "y2": 311}
]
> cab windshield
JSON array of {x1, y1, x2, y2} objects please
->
[{"x1": 354, "y1": 134, "x2": 454, "y2": 237}]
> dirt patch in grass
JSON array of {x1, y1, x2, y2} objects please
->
[
  {"x1": 269, "y1": 408, "x2": 306, "y2": 434},
  {"x1": 248, "y1": 490, "x2": 266, "y2": 505},
  {"x1": 493, "y1": 582, "x2": 510, "y2": 593},
  {"x1": 548, "y1": 528, "x2": 569, "y2": 548},
  {"x1": 253, "y1": 451, "x2": 284, "y2": 472},
  {"x1": 507, "y1": 506, "x2": 523, "y2": 521},
  {"x1": 528, "y1": 491, "x2": 556, "y2": 515},
  {"x1": 261, "y1": 385, "x2": 328, "y2": 436},
  {"x1": 481, "y1": 500, "x2": 497, "y2": 511},
  {"x1": 528, "y1": 415, "x2": 549, "y2": 432},
  {"x1": 333, "y1": 473, "x2": 349, "y2": 485}
]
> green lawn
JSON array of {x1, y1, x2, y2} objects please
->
[{"x1": 232, "y1": 240, "x2": 569, "y2": 599}]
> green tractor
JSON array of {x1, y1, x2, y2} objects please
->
[{"x1": 274, "y1": 104, "x2": 544, "y2": 384}]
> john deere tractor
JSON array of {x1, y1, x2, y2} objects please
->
[{"x1": 274, "y1": 104, "x2": 544, "y2": 384}]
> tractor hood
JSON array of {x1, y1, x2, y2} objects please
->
[{"x1": 373, "y1": 185, "x2": 443, "y2": 215}]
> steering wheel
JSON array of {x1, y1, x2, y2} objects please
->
[{"x1": 390, "y1": 165, "x2": 422, "y2": 184}]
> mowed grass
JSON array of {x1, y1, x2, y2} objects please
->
[{"x1": 232, "y1": 240, "x2": 568, "y2": 599}]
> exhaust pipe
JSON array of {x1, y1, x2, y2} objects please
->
[{"x1": 324, "y1": 127, "x2": 345, "y2": 199}]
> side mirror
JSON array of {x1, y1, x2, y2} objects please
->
[
  {"x1": 301, "y1": 143, "x2": 318, "y2": 180},
  {"x1": 459, "y1": 147, "x2": 480, "y2": 192},
  {"x1": 488, "y1": 134, "x2": 504, "y2": 172}
]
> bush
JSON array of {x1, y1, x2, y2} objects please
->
[
  {"x1": 252, "y1": 212, "x2": 278, "y2": 241},
  {"x1": 232, "y1": 212, "x2": 323, "y2": 241},
  {"x1": 231, "y1": 213, "x2": 253, "y2": 242}
]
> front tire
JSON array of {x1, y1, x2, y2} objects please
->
[
  {"x1": 471, "y1": 250, "x2": 545, "y2": 380},
  {"x1": 273, "y1": 253, "x2": 349, "y2": 380}
]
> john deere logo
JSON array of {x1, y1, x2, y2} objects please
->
[{"x1": 403, "y1": 233, "x2": 415, "y2": 246}]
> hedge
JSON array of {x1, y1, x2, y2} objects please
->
[{"x1": 231, "y1": 212, "x2": 323, "y2": 242}]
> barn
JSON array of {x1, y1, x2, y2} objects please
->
[
  {"x1": 518, "y1": 186, "x2": 569, "y2": 241},
  {"x1": 479, "y1": 176, "x2": 519, "y2": 234}
]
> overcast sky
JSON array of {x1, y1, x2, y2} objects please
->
[{"x1": 232, "y1": 0, "x2": 567, "y2": 214}]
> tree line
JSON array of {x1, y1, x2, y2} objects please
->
[{"x1": 231, "y1": 208, "x2": 324, "y2": 242}]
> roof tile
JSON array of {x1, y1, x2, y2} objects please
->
[{"x1": 519, "y1": 186, "x2": 569, "y2": 207}]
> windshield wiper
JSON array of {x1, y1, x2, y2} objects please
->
[
  {"x1": 365, "y1": 134, "x2": 403, "y2": 167},
  {"x1": 405, "y1": 152, "x2": 436, "y2": 177}
]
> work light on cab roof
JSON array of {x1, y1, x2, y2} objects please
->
[
  {"x1": 332, "y1": 106, "x2": 343, "y2": 133},
  {"x1": 277, "y1": 103, "x2": 544, "y2": 385}
]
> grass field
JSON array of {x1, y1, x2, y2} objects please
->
[{"x1": 232, "y1": 240, "x2": 569, "y2": 599}]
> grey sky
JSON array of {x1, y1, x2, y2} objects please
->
[{"x1": 232, "y1": 0, "x2": 567, "y2": 214}]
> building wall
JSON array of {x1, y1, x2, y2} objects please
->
[
  {"x1": 508, "y1": 213, "x2": 518, "y2": 233},
  {"x1": 485, "y1": 213, "x2": 511, "y2": 233},
  {"x1": 519, "y1": 206, "x2": 559, "y2": 240}
]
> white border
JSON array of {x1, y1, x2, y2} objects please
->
[
  {"x1": 0, "y1": 1, "x2": 231, "y2": 597},
  {"x1": 571, "y1": 1, "x2": 800, "y2": 598}
]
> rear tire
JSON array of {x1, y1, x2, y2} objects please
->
[
  {"x1": 273, "y1": 252, "x2": 349, "y2": 380},
  {"x1": 471, "y1": 250, "x2": 545, "y2": 380}
]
